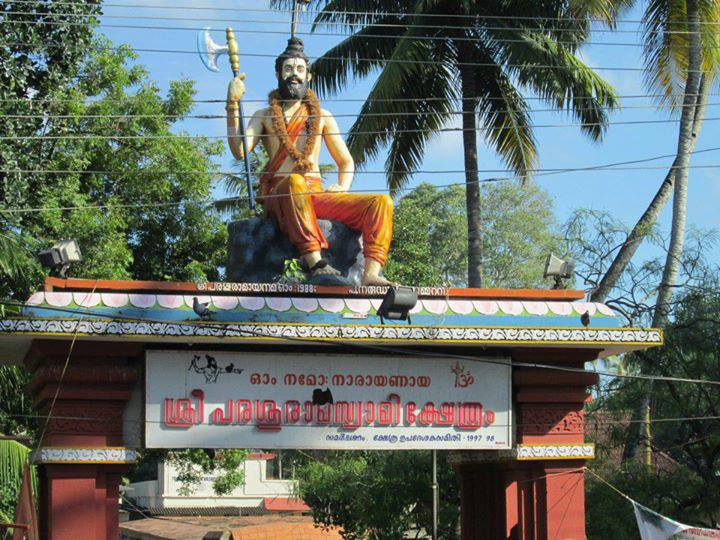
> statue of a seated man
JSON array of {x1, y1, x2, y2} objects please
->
[{"x1": 225, "y1": 38, "x2": 393, "y2": 286}]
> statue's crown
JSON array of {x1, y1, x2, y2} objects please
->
[
  {"x1": 275, "y1": 37, "x2": 310, "y2": 72},
  {"x1": 284, "y1": 37, "x2": 305, "y2": 56}
]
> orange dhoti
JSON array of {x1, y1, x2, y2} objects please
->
[{"x1": 261, "y1": 174, "x2": 393, "y2": 266}]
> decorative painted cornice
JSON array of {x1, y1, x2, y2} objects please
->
[
  {"x1": 25, "y1": 291, "x2": 617, "y2": 320},
  {"x1": 32, "y1": 447, "x2": 137, "y2": 464},
  {"x1": 449, "y1": 444, "x2": 595, "y2": 464},
  {"x1": 516, "y1": 443, "x2": 595, "y2": 461},
  {"x1": 1, "y1": 318, "x2": 662, "y2": 349}
]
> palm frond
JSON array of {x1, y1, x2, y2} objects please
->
[
  {"x1": 565, "y1": 0, "x2": 634, "y2": 29},
  {"x1": 643, "y1": 0, "x2": 720, "y2": 110},
  {"x1": 0, "y1": 232, "x2": 25, "y2": 280},
  {"x1": 310, "y1": 18, "x2": 408, "y2": 97},
  {"x1": 643, "y1": 0, "x2": 691, "y2": 109},
  {"x1": 269, "y1": 0, "x2": 416, "y2": 32},
  {"x1": 0, "y1": 440, "x2": 37, "y2": 534},
  {"x1": 496, "y1": 31, "x2": 617, "y2": 141},
  {"x1": 344, "y1": 18, "x2": 458, "y2": 189},
  {"x1": 0, "y1": 440, "x2": 30, "y2": 489},
  {"x1": 311, "y1": 0, "x2": 417, "y2": 32},
  {"x1": 382, "y1": 44, "x2": 460, "y2": 192},
  {"x1": 471, "y1": 45, "x2": 537, "y2": 181}
]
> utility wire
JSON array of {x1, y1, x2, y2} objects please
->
[
  {"x1": 32, "y1": 281, "x2": 100, "y2": 451},
  {"x1": 4, "y1": 40, "x2": 709, "y2": 72},
  {"x1": 4, "y1": 299, "x2": 715, "y2": 387},
  {"x1": 6, "y1": 101, "x2": 720, "y2": 121},
  {"x1": 7, "y1": 0, "x2": 720, "y2": 27},
  {"x1": 4, "y1": 17, "x2": 717, "y2": 43},
  {"x1": 2, "y1": 92, "x2": 716, "y2": 105},
  {"x1": 3, "y1": 144, "x2": 720, "y2": 214},
  {"x1": 3, "y1": 411, "x2": 720, "y2": 428},
  {"x1": 5, "y1": 116, "x2": 720, "y2": 140},
  {"x1": 4, "y1": 165, "x2": 720, "y2": 180},
  {"x1": 2, "y1": 164, "x2": 717, "y2": 176}
]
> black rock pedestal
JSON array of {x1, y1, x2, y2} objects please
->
[{"x1": 227, "y1": 218, "x2": 365, "y2": 284}]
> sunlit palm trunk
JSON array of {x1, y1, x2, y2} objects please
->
[
  {"x1": 623, "y1": 0, "x2": 704, "y2": 465},
  {"x1": 458, "y1": 42, "x2": 483, "y2": 288},
  {"x1": 654, "y1": 0, "x2": 702, "y2": 327},
  {"x1": 590, "y1": 77, "x2": 708, "y2": 303}
]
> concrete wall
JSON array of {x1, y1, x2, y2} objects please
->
[{"x1": 129, "y1": 456, "x2": 295, "y2": 509}]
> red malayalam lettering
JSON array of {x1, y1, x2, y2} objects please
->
[
  {"x1": 162, "y1": 392, "x2": 495, "y2": 432},
  {"x1": 163, "y1": 389, "x2": 204, "y2": 428}
]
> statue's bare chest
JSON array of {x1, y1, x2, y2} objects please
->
[{"x1": 260, "y1": 114, "x2": 323, "y2": 156}]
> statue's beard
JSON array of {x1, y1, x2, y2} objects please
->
[{"x1": 278, "y1": 76, "x2": 308, "y2": 100}]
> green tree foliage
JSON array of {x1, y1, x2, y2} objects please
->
[
  {"x1": 296, "y1": 451, "x2": 459, "y2": 540},
  {"x1": 385, "y1": 182, "x2": 563, "y2": 287},
  {"x1": 0, "y1": 366, "x2": 33, "y2": 439},
  {"x1": 585, "y1": 279, "x2": 720, "y2": 536},
  {"x1": 0, "y1": 0, "x2": 102, "y2": 281},
  {"x1": 168, "y1": 448, "x2": 249, "y2": 496},
  {"x1": 1, "y1": 11, "x2": 236, "y2": 499},
  {"x1": 1, "y1": 37, "x2": 227, "y2": 299}
]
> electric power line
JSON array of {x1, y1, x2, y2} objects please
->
[
  {"x1": 6, "y1": 115, "x2": 720, "y2": 141},
  {"x1": 6, "y1": 101, "x2": 720, "y2": 121},
  {"x1": 7, "y1": 0, "x2": 720, "y2": 28},
  {"x1": 2, "y1": 164, "x2": 720, "y2": 180},
  {"x1": 5, "y1": 16, "x2": 720, "y2": 44},
  {"x1": 3, "y1": 411, "x2": 720, "y2": 428},
  {"x1": 3, "y1": 40, "x2": 711, "y2": 72},
  {"x1": 2, "y1": 92, "x2": 716, "y2": 105},
  {"x1": 3, "y1": 144, "x2": 720, "y2": 214},
  {"x1": 33, "y1": 279, "x2": 101, "y2": 451}
]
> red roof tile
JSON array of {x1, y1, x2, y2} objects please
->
[{"x1": 263, "y1": 498, "x2": 311, "y2": 512}]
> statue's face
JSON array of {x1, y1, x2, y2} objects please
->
[{"x1": 277, "y1": 57, "x2": 310, "y2": 100}]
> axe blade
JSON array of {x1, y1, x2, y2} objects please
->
[{"x1": 197, "y1": 27, "x2": 228, "y2": 72}]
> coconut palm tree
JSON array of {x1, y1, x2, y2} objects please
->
[
  {"x1": 273, "y1": 0, "x2": 620, "y2": 287},
  {"x1": 649, "y1": 0, "x2": 718, "y2": 328},
  {"x1": 590, "y1": 0, "x2": 719, "y2": 304},
  {"x1": 580, "y1": 0, "x2": 719, "y2": 466}
]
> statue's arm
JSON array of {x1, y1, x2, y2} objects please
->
[
  {"x1": 322, "y1": 111, "x2": 354, "y2": 192},
  {"x1": 226, "y1": 75, "x2": 263, "y2": 160}
]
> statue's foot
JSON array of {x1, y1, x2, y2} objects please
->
[
  {"x1": 361, "y1": 273, "x2": 394, "y2": 286},
  {"x1": 307, "y1": 259, "x2": 341, "y2": 278}
]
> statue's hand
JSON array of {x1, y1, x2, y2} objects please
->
[
  {"x1": 325, "y1": 183, "x2": 349, "y2": 193},
  {"x1": 227, "y1": 74, "x2": 246, "y2": 102}
]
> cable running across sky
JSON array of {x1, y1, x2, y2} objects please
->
[{"x1": 8, "y1": 0, "x2": 720, "y2": 27}]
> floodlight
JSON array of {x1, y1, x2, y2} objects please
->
[
  {"x1": 543, "y1": 253, "x2": 574, "y2": 289},
  {"x1": 39, "y1": 239, "x2": 82, "y2": 278},
  {"x1": 376, "y1": 286, "x2": 418, "y2": 324}
]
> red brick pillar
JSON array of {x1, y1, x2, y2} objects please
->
[
  {"x1": 453, "y1": 349, "x2": 598, "y2": 540},
  {"x1": 26, "y1": 341, "x2": 141, "y2": 540}
]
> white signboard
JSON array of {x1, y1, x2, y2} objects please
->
[{"x1": 145, "y1": 351, "x2": 511, "y2": 450}]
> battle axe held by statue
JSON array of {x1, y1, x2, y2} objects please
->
[{"x1": 197, "y1": 27, "x2": 255, "y2": 209}]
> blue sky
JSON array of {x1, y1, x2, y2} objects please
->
[{"x1": 94, "y1": 0, "x2": 719, "y2": 265}]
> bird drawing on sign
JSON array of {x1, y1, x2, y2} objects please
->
[
  {"x1": 581, "y1": 311, "x2": 591, "y2": 328},
  {"x1": 188, "y1": 354, "x2": 243, "y2": 383},
  {"x1": 224, "y1": 362, "x2": 243, "y2": 375},
  {"x1": 192, "y1": 297, "x2": 214, "y2": 320}
]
